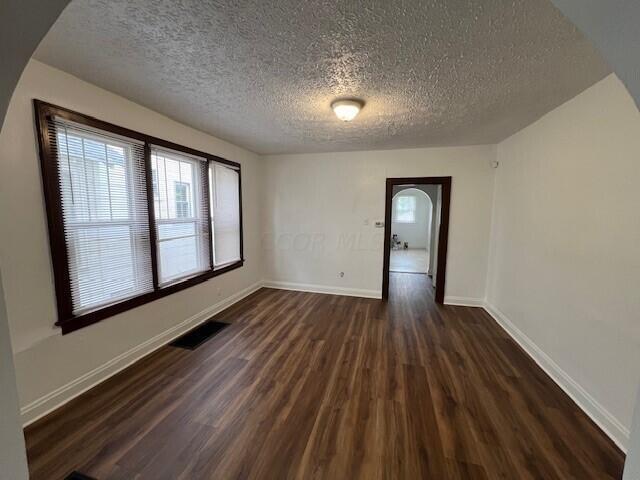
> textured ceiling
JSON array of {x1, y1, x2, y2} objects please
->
[{"x1": 35, "y1": 0, "x2": 610, "y2": 155}]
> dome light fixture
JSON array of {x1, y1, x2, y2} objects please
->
[{"x1": 331, "y1": 98, "x2": 364, "y2": 122}]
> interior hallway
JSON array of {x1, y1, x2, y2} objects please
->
[{"x1": 23, "y1": 274, "x2": 624, "y2": 479}]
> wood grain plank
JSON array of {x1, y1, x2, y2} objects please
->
[{"x1": 24, "y1": 274, "x2": 625, "y2": 479}]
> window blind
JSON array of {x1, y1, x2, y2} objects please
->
[
  {"x1": 210, "y1": 162, "x2": 241, "y2": 267},
  {"x1": 37, "y1": 101, "x2": 244, "y2": 333},
  {"x1": 51, "y1": 117, "x2": 154, "y2": 314},
  {"x1": 150, "y1": 147, "x2": 211, "y2": 285}
]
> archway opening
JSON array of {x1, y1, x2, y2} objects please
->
[{"x1": 390, "y1": 188, "x2": 433, "y2": 274}]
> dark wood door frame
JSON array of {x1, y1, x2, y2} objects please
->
[{"x1": 382, "y1": 176, "x2": 452, "y2": 303}]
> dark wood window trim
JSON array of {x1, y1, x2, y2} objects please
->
[
  {"x1": 34, "y1": 100, "x2": 244, "y2": 335},
  {"x1": 382, "y1": 176, "x2": 451, "y2": 303}
]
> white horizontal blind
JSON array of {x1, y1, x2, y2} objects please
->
[
  {"x1": 210, "y1": 162, "x2": 241, "y2": 267},
  {"x1": 51, "y1": 117, "x2": 154, "y2": 314},
  {"x1": 151, "y1": 148, "x2": 211, "y2": 285}
]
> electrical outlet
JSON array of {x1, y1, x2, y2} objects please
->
[{"x1": 339, "y1": 271, "x2": 344, "y2": 278}]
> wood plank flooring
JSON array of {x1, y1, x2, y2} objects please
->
[{"x1": 24, "y1": 273, "x2": 625, "y2": 479}]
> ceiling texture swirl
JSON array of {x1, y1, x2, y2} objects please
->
[{"x1": 35, "y1": 0, "x2": 610, "y2": 154}]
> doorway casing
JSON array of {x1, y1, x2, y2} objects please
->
[{"x1": 382, "y1": 177, "x2": 451, "y2": 302}]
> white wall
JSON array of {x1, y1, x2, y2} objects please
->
[
  {"x1": 0, "y1": 271, "x2": 29, "y2": 479},
  {"x1": 391, "y1": 188, "x2": 432, "y2": 249},
  {"x1": 0, "y1": 60, "x2": 264, "y2": 421},
  {"x1": 627, "y1": 385, "x2": 640, "y2": 479},
  {"x1": 262, "y1": 146, "x2": 495, "y2": 302},
  {"x1": 486, "y1": 73, "x2": 640, "y2": 449},
  {"x1": 544, "y1": 5, "x2": 640, "y2": 470}
]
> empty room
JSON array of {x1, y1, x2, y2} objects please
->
[{"x1": 2, "y1": 1, "x2": 640, "y2": 479}]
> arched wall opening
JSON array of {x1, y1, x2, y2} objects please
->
[
  {"x1": 390, "y1": 188, "x2": 433, "y2": 274},
  {"x1": 392, "y1": 184, "x2": 443, "y2": 280}
]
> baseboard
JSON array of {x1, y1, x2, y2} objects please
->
[
  {"x1": 483, "y1": 302, "x2": 629, "y2": 452},
  {"x1": 21, "y1": 280, "x2": 264, "y2": 426},
  {"x1": 263, "y1": 280, "x2": 381, "y2": 299},
  {"x1": 444, "y1": 296, "x2": 485, "y2": 307}
]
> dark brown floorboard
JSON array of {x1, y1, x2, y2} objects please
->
[{"x1": 24, "y1": 273, "x2": 625, "y2": 479}]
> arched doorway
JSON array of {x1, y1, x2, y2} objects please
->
[{"x1": 390, "y1": 188, "x2": 433, "y2": 274}]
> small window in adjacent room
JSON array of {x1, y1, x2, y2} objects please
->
[
  {"x1": 174, "y1": 182, "x2": 191, "y2": 218},
  {"x1": 35, "y1": 101, "x2": 244, "y2": 334},
  {"x1": 394, "y1": 195, "x2": 417, "y2": 223}
]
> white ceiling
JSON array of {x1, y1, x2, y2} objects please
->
[{"x1": 35, "y1": 0, "x2": 610, "y2": 155}]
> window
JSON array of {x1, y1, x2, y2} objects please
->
[
  {"x1": 394, "y1": 195, "x2": 417, "y2": 223},
  {"x1": 210, "y1": 162, "x2": 241, "y2": 267},
  {"x1": 54, "y1": 120, "x2": 153, "y2": 315},
  {"x1": 35, "y1": 101, "x2": 243, "y2": 334},
  {"x1": 151, "y1": 148, "x2": 210, "y2": 285},
  {"x1": 174, "y1": 182, "x2": 190, "y2": 218}
]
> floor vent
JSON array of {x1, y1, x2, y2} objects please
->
[
  {"x1": 65, "y1": 472, "x2": 97, "y2": 480},
  {"x1": 169, "y1": 321, "x2": 230, "y2": 350}
]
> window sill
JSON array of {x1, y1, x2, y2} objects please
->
[{"x1": 56, "y1": 259, "x2": 244, "y2": 335}]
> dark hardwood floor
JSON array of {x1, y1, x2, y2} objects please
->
[{"x1": 24, "y1": 273, "x2": 625, "y2": 479}]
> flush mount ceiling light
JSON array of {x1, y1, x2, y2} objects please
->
[{"x1": 331, "y1": 99, "x2": 364, "y2": 122}]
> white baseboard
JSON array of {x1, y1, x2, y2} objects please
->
[
  {"x1": 21, "y1": 281, "x2": 264, "y2": 426},
  {"x1": 263, "y1": 280, "x2": 381, "y2": 299},
  {"x1": 444, "y1": 296, "x2": 485, "y2": 307},
  {"x1": 483, "y1": 302, "x2": 629, "y2": 452}
]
